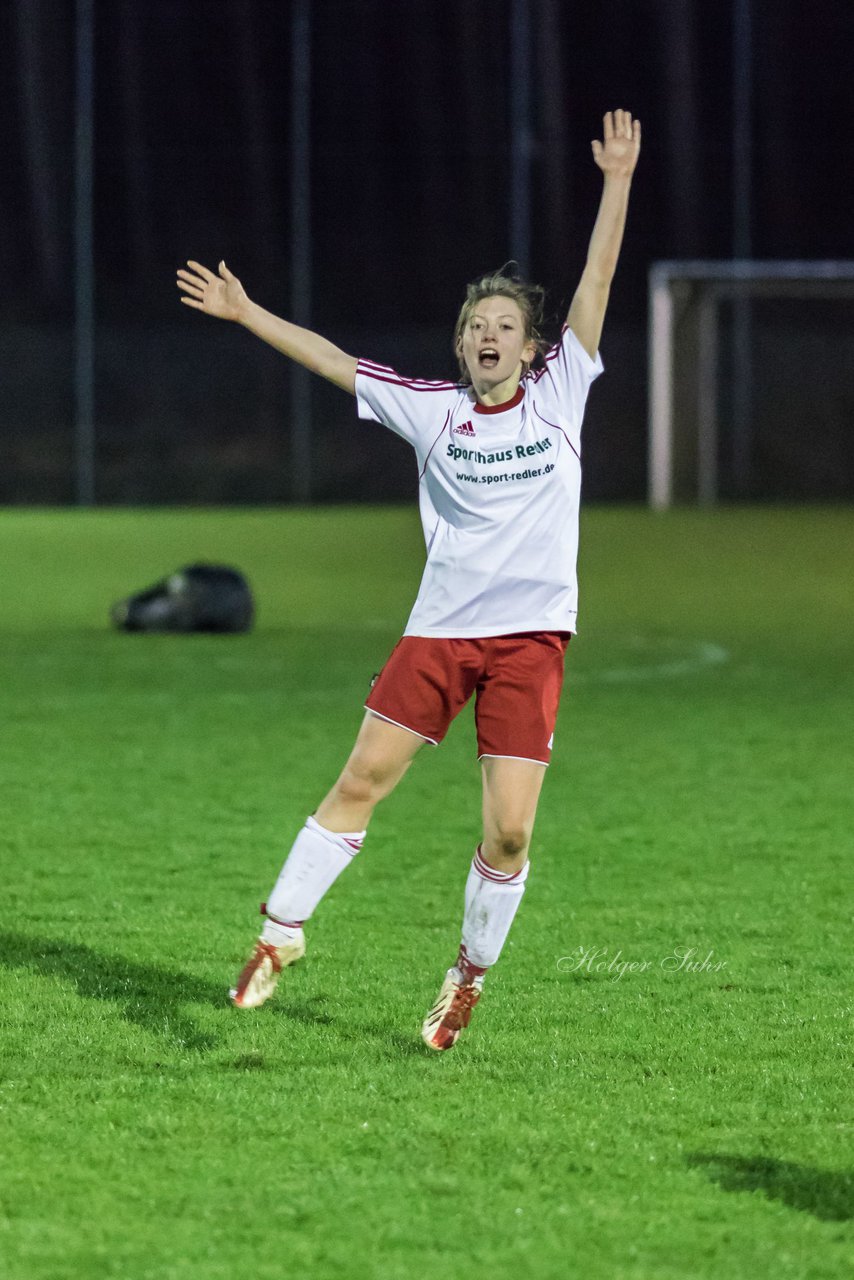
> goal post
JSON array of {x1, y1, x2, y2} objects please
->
[{"x1": 647, "y1": 260, "x2": 854, "y2": 509}]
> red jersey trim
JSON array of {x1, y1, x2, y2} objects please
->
[
  {"x1": 358, "y1": 359, "x2": 459, "y2": 392},
  {"x1": 531, "y1": 403, "x2": 579, "y2": 462},
  {"x1": 473, "y1": 386, "x2": 525, "y2": 415},
  {"x1": 418, "y1": 408, "x2": 452, "y2": 479},
  {"x1": 529, "y1": 340, "x2": 565, "y2": 383}
]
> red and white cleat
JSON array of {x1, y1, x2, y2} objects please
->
[
  {"x1": 229, "y1": 934, "x2": 305, "y2": 1008},
  {"x1": 421, "y1": 967, "x2": 484, "y2": 1051}
]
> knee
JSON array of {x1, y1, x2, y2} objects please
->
[
  {"x1": 333, "y1": 759, "x2": 390, "y2": 808},
  {"x1": 487, "y1": 825, "x2": 530, "y2": 862}
]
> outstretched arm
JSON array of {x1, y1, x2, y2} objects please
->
[
  {"x1": 176, "y1": 261, "x2": 358, "y2": 395},
  {"x1": 567, "y1": 109, "x2": 641, "y2": 359}
]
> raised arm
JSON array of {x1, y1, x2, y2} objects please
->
[
  {"x1": 566, "y1": 109, "x2": 641, "y2": 360},
  {"x1": 177, "y1": 260, "x2": 358, "y2": 395}
]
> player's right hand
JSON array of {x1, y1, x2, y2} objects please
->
[{"x1": 176, "y1": 260, "x2": 248, "y2": 321}]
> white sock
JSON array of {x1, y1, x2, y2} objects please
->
[
  {"x1": 458, "y1": 844, "x2": 529, "y2": 971},
  {"x1": 261, "y1": 816, "x2": 365, "y2": 944}
]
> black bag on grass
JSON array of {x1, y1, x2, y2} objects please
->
[{"x1": 110, "y1": 564, "x2": 254, "y2": 633}]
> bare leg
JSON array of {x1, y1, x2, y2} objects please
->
[
  {"x1": 480, "y1": 756, "x2": 548, "y2": 872},
  {"x1": 260, "y1": 713, "x2": 423, "y2": 931},
  {"x1": 422, "y1": 757, "x2": 549, "y2": 1047},
  {"x1": 315, "y1": 710, "x2": 427, "y2": 832},
  {"x1": 233, "y1": 712, "x2": 428, "y2": 1008}
]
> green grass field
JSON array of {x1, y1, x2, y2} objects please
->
[{"x1": 0, "y1": 505, "x2": 852, "y2": 1280}]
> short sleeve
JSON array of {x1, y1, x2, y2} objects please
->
[
  {"x1": 355, "y1": 359, "x2": 461, "y2": 449},
  {"x1": 530, "y1": 327, "x2": 604, "y2": 417}
]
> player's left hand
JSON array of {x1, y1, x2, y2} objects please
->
[{"x1": 591, "y1": 109, "x2": 641, "y2": 178}]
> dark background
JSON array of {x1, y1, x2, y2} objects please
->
[{"x1": 2, "y1": 0, "x2": 853, "y2": 504}]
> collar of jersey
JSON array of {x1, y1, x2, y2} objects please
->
[{"x1": 472, "y1": 385, "x2": 524, "y2": 415}]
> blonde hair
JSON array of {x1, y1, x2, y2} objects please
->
[{"x1": 453, "y1": 266, "x2": 547, "y2": 384}]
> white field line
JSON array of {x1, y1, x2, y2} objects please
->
[
  {"x1": 572, "y1": 639, "x2": 730, "y2": 686},
  {"x1": 12, "y1": 635, "x2": 730, "y2": 711}
]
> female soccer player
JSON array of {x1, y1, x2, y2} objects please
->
[{"x1": 178, "y1": 109, "x2": 641, "y2": 1050}]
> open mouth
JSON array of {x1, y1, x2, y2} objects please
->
[{"x1": 478, "y1": 348, "x2": 500, "y2": 369}]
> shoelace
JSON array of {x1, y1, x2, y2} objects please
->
[
  {"x1": 444, "y1": 983, "x2": 480, "y2": 1029},
  {"x1": 252, "y1": 941, "x2": 283, "y2": 973}
]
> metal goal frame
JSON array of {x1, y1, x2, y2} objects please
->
[{"x1": 647, "y1": 260, "x2": 854, "y2": 509}]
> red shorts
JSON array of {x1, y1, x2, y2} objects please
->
[{"x1": 365, "y1": 632, "x2": 571, "y2": 765}]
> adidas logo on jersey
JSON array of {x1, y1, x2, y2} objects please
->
[{"x1": 452, "y1": 420, "x2": 476, "y2": 437}]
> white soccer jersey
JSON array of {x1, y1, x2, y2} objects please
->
[{"x1": 355, "y1": 326, "x2": 603, "y2": 638}]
